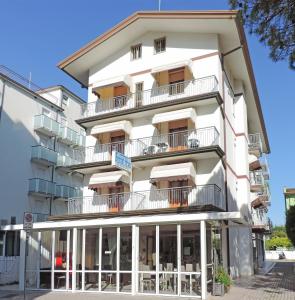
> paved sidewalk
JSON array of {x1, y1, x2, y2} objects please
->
[{"x1": 210, "y1": 261, "x2": 295, "y2": 300}]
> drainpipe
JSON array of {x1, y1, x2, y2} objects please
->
[
  {"x1": 0, "y1": 79, "x2": 6, "y2": 123},
  {"x1": 220, "y1": 44, "x2": 243, "y2": 273},
  {"x1": 49, "y1": 106, "x2": 62, "y2": 216}
]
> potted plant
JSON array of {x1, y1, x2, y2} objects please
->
[{"x1": 213, "y1": 266, "x2": 232, "y2": 296}]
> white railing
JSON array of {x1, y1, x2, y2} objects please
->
[
  {"x1": 82, "y1": 76, "x2": 218, "y2": 118},
  {"x1": 249, "y1": 133, "x2": 262, "y2": 155},
  {"x1": 250, "y1": 171, "x2": 264, "y2": 186},
  {"x1": 251, "y1": 209, "x2": 268, "y2": 227},
  {"x1": 70, "y1": 126, "x2": 220, "y2": 165},
  {"x1": 67, "y1": 184, "x2": 223, "y2": 215}
]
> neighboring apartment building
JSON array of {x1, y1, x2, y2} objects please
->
[
  {"x1": 0, "y1": 66, "x2": 85, "y2": 282},
  {"x1": 283, "y1": 188, "x2": 295, "y2": 211},
  {"x1": 0, "y1": 11, "x2": 271, "y2": 299}
]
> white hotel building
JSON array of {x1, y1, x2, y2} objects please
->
[{"x1": 0, "y1": 11, "x2": 271, "y2": 299}]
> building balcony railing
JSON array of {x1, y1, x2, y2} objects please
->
[
  {"x1": 67, "y1": 184, "x2": 223, "y2": 215},
  {"x1": 82, "y1": 76, "x2": 218, "y2": 118},
  {"x1": 55, "y1": 185, "x2": 82, "y2": 199},
  {"x1": 57, "y1": 153, "x2": 81, "y2": 168},
  {"x1": 34, "y1": 114, "x2": 60, "y2": 137},
  {"x1": 58, "y1": 126, "x2": 86, "y2": 148},
  {"x1": 250, "y1": 171, "x2": 265, "y2": 186},
  {"x1": 72, "y1": 126, "x2": 220, "y2": 165},
  {"x1": 248, "y1": 133, "x2": 262, "y2": 157},
  {"x1": 28, "y1": 178, "x2": 56, "y2": 196},
  {"x1": 251, "y1": 209, "x2": 271, "y2": 231},
  {"x1": 31, "y1": 145, "x2": 57, "y2": 166}
]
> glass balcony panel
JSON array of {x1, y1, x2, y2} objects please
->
[
  {"x1": 28, "y1": 179, "x2": 55, "y2": 196},
  {"x1": 31, "y1": 145, "x2": 57, "y2": 165},
  {"x1": 34, "y1": 115, "x2": 60, "y2": 136}
]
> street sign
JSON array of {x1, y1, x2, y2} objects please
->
[
  {"x1": 23, "y1": 212, "x2": 33, "y2": 231},
  {"x1": 111, "y1": 151, "x2": 132, "y2": 173}
]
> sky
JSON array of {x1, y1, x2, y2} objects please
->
[{"x1": 0, "y1": 0, "x2": 294, "y2": 226}]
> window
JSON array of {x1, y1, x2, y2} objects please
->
[
  {"x1": 135, "y1": 82, "x2": 143, "y2": 104},
  {"x1": 168, "y1": 67, "x2": 185, "y2": 95},
  {"x1": 154, "y1": 37, "x2": 166, "y2": 54},
  {"x1": 130, "y1": 44, "x2": 142, "y2": 60},
  {"x1": 62, "y1": 94, "x2": 69, "y2": 106},
  {"x1": 42, "y1": 108, "x2": 50, "y2": 117}
]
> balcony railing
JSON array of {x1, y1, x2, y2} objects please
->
[
  {"x1": 31, "y1": 145, "x2": 57, "y2": 165},
  {"x1": 34, "y1": 114, "x2": 60, "y2": 137},
  {"x1": 249, "y1": 133, "x2": 262, "y2": 156},
  {"x1": 250, "y1": 171, "x2": 265, "y2": 186},
  {"x1": 58, "y1": 126, "x2": 86, "y2": 148},
  {"x1": 83, "y1": 76, "x2": 218, "y2": 118},
  {"x1": 251, "y1": 209, "x2": 270, "y2": 230},
  {"x1": 55, "y1": 185, "x2": 82, "y2": 199},
  {"x1": 57, "y1": 153, "x2": 81, "y2": 168},
  {"x1": 28, "y1": 178, "x2": 56, "y2": 196},
  {"x1": 71, "y1": 126, "x2": 220, "y2": 165},
  {"x1": 67, "y1": 184, "x2": 223, "y2": 215}
]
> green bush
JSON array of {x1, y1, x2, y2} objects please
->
[
  {"x1": 215, "y1": 266, "x2": 232, "y2": 287},
  {"x1": 265, "y1": 237, "x2": 293, "y2": 250}
]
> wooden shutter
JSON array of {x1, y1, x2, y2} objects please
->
[{"x1": 168, "y1": 68, "x2": 184, "y2": 83}]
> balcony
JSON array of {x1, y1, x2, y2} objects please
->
[
  {"x1": 58, "y1": 126, "x2": 86, "y2": 148},
  {"x1": 34, "y1": 114, "x2": 60, "y2": 137},
  {"x1": 251, "y1": 209, "x2": 271, "y2": 232},
  {"x1": 55, "y1": 185, "x2": 82, "y2": 199},
  {"x1": 73, "y1": 126, "x2": 221, "y2": 166},
  {"x1": 250, "y1": 171, "x2": 265, "y2": 192},
  {"x1": 31, "y1": 145, "x2": 57, "y2": 166},
  {"x1": 57, "y1": 153, "x2": 82, "y2": 168},
  {"x1": 28, "y1": 178, "x2": 55, "y2": 197},
  {"x1": 249, "y1": 133, "x2": 262, "y2": 157},
  {"x1": 82, "y1": 76, "x2": 218, "y2": 119},
  {"x1": 66, "y1": 184, "x2": 224, "y2": 216}
]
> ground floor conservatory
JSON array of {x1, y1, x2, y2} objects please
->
[{"x1": 19, "y1": 213, "x2": 239, "y2": 299}]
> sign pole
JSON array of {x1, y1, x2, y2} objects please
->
[{"x1": 23, "y1": 212, "x2": 33, "y2": 300}]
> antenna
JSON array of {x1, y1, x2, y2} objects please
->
[
  {"x1": 158, "y1": 0, "x2": 161, "y2": 11},
  {"x1": 29, "y1": 72, "x2": 32, "y2": 89}
]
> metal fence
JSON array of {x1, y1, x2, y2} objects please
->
[
  {"x1": 70, "y1": 126, "x2": 220, "y2": 165},
  {"x1": 67, "y1": 184, "x2": 223, "y2": 215},
  {"x1": 82, "y1": 75, "x2": 218, "y2": 118}
]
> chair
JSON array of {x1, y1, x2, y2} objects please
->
[
  {"x1": 188, "y1": 138, "x2": 200, "y2": 149},
  {"x1": 181, "y1": 265, "x2": 188, "y2": 293},
  {"x1": 141, "y1": 265, "x2": 154, "y2": 292}
]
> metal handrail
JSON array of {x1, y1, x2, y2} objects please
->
[
  {"x1": 67, "y1": 184, "x2": 223, "y2": 215},
  {"x1": 82, "y1": 75, "x2": 218, "y2": 117},
  {"x1": 70, "y1": 126, "x2": 220, "y2": 165}
]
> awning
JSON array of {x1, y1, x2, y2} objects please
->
[
  {"x1": 92, "y1": 74, "x2": 131, "y2": 90},
  {"x1": 152, "y1": 108, "x2": 197, "y2": 125},
  {"x1": 89, "y1": 170, "x2": 130, "y2": 188},
  {"x1": 150, "y1": 162, "x2": 196, "y2": 182},
  {"x1": 151, "y1": 59, "x2": 193, "y2": 76},
  {"x1": 90, "y1": 120, "x2": 132, "y2": 136}
]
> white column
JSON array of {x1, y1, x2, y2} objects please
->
[
  {"x1": 72, "y1": 228, "x2": 77, "y2": 292},
  {"x1": 81, "y1": 229, "x2": 86, "y2": 291},
  {"x1": 131, "y1": 224, "x2": 137, "y2": 295},
  {"x1": 19, "y1": 230, "x2": 26, "y2": 290},
  {"x1": 201, "y1": 220, "x2": 207, "y2": 300},
  {"x1": 116, "y1": 227, "x2": 120, "y2": 293},
  {"x1": 37, "y1": 231, "x2": 41, "y2": 289},
  {"x1": 98, "y1": 227, "x2": 102, "y2": 291},
  {"x1": 66, "y1": 230, "x2": 70, "y2": 290},
  {"x1": 177, "y1": 224, "x2": 181, "y2": 295},
  {"x1": 156, "y1": 225, "x2": 159, "y2": 294},
  {"x1": 51, "y1": 231, "x2": 55, "y2": 290}
]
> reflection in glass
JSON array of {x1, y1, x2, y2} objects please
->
[
  {"x1": 101, "y1": 228, "x2": 117, "y2": 271},
  {"x1": 85, "y1": 272, "x2": 99, "y2": 290},
  {"x1": 138, "y1": 226, "x2": 156, "y2": 293},
  {"x1": 54, "y1": 272, "x2": 66, "y2": 289},
  {"x1": 54, "y1": 230, "x2": 68, "y2": 270},
  {"x1": 120, "y1": 227, "x2": 132, "y2": 271},
  {"x1": 101, "y1": 272, "x2": 117, "y2": 291},
  {"x1": 85, "y1": 228, "x2": 100, "y2": 271}
]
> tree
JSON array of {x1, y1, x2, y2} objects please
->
[
  {"x1": 286, "y1": 206, "x2": 295, "y2": 246},
  {"x1": 271, "y1": 226, "x2": 288, "y2": 238},
  {"x1": 265, "y1": 236, "x2": 292, "y2": 250},
  {"x1": 229, "y1": 0, "x2": 295, "y2": 69}
]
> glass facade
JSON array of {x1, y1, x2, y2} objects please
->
[{"x1": 24, "y1": 221, "x2": 221, "y2": 297}]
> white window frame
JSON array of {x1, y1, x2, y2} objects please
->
[
  {"x1": 154, "y1": 37, "x2": 166, "y2": 54},
  {"x1": 130, "y1": 44, "x2": 142, "y2": 60}
]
